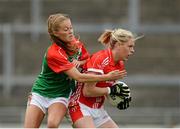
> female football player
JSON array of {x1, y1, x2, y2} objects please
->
[
  {"x1": 68, "y1": 28, "x2": 141, "y2": 128},
  {"x1": 24, "y1": 13, "x2": 127, "y2": 128}
]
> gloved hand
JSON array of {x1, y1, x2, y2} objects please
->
[
  {"x1": 117, "y1": 97, "x2": 132, "y2": 110},
  {"x1": 109, "y1": 82, "x2": 130, "y2": 97}
]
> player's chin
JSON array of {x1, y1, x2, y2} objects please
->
[
  {"x1": 67, "y1": 36, "x2": 74, "y2": 42},
  {"x1": 123, "y1": 57, "x2": 128, "y2": 61}
]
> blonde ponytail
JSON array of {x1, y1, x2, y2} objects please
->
[{"x1": 98, "y1": 30, "x2": 113, "y2": 45}]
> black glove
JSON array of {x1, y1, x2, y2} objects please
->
[
  {"x1": 117, "y1": 97, "x2": 132, "y2": 110},
  {"x1": 110, "y1": 82, "x2": 130, "y2": 97}
]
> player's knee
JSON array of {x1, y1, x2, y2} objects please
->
[{"x1": 47, "y1": 120, "x2": 59, "y2": 128}]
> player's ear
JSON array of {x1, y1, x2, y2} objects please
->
[
  {"x1": 53, "y1": 30, "x2": 59, "y2": 37},
  {"x1": 114, "y1": 41, "x2": 122, "y2": 48}
]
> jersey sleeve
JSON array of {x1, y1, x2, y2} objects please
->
[
  {"x1": 47, "y1": 47, "x2": 74, "y2": 73},
  {"x1": 85, "y1": 53, "x2": 104, "y2": 75}
]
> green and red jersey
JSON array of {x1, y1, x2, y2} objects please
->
[{"x1": 32, "y1": 39, "x2": 90, "y2": 98}]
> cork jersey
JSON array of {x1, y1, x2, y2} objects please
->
[
  {"x1": 69, "y1": 48, "x2": 125, "y2": 108},
  {"x1": 32, "y1": 39, "x2": 90, "y2": 98}
]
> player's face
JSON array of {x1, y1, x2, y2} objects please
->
[
  {"x1": 116, "y1": 39, "x2": 135, "y2": 61},
  {"x1": 54, "y1": 19, "x2": 74, "y2": 43}
]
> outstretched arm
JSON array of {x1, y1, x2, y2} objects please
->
[{"x1": 64, "y1": 67, "x2": 127, "y2": 83}]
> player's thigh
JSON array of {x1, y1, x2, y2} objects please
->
[
  {"x1": 98, "y1": 119, "x2": 119, "y2": 128},
  {"x1": 24, "y1": 104, "x2": 45, "y2": 128},
  {"x1": 74, "y1": 116, "x2": 95, "y2": 128},
  {"x1": 47, "y1": 102, "x2": 67, "y2": 127}
]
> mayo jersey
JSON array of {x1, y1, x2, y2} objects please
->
[
  {"x1": 32, "y1": 39, "x2": 90, "y2": 98},
  {"x1": 68, "y1": 38, "x2": 90, "y2": 64},
  {"x1": 69, "y1": 48, "x2": 125, "y2": 108}
]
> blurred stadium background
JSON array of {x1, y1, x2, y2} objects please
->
[{"x1": 0, "y1": 0, "x2": 180, "y2": 128}]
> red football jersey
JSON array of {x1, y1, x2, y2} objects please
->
[
  {"x1": 69, "y1": 48, "x2": 125, "y2": 108},
  {"x1": 47, "y1": 43, "x2": 75, "y2": 73},
  {"x1": 48, "y1": 38, "x2": 90, "y2": 73}
]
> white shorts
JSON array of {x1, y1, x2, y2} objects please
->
[
  {"x1": 69, "y1": 102, "x2": 112, "y2": 127},
  {"x1": 27, "y1": 92, "x2": 68, "y2": 114}
]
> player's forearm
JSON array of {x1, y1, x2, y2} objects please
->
[
  {"x1": 79, "y1": 60, "x2": 87, "y2": 66},
  {"x1": 77, "y1": 73, "x2": 110, "y2": 82},
  {"x1": 83, "y1": 87, "x2": 109, "y2": 97},
  {"x1": 65, "y1": 67, "x2": 110, "y2": 82}
]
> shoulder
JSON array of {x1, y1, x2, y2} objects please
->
[
  {"x1": 91, "y1": 49, "x2": 108, "y2": 62},
  {"x1": 47, "y1": 43, "x2": 68, "y2": 60},
  {"x1": 86, "y1": 49, "x2": 109, "y2": 68},
  {"x1": 85, "y1": 49, "x2": 109, "y2": 73}
]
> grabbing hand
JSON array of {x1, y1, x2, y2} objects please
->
[
  {"x1": 72, "y1": 59, "x2": 81, "y2": 68},
  {"x1": 107, "y1": 70, "x2": 127, "y2": 81}
]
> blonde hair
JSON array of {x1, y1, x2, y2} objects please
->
[
  {"x1": 47, "y1": 13, "x2": 79, "y2": 55},
  {"x1": 47, "y1": 13, "x2": 69, "y2": 35},
  {"x1": 98, "y1": 28, "x2": 137, "y2": 48}
]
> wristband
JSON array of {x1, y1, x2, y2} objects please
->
[{"x1": 107, "y1": 87, "x2": 111, "y2": 94}]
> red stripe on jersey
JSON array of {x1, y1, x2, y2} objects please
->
[{"x1": 69, "y1": 103, "x2": 84, "y2": 123}]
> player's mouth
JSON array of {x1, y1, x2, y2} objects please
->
[{"x1": 69, "y1": 35, "x2": 74, "y2": 38}]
